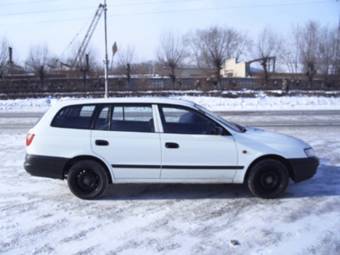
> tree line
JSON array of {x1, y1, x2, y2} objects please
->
[{"x1": 0, "y1": 20, "x2": 339, "y2": 87}]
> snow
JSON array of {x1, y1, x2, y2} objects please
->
[
  {"x1": 0, "y1": 116, "x2": 340, "y2": 254},
  {"x1": 1, "y1": 94, "x2": 340, "y2": 112},
  {"x1": 178, "y1": 95, "x2": 340, "y2": 111}
]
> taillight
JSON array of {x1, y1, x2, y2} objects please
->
[{"x1": 26, "y1": 133, "x2": 35, "y2": 146}]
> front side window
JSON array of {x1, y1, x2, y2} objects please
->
[
  {"x1": 160, "y1": 105, "x2": 223, "y2": 135},
  {"x1": 111, "y1": 105, "x2": 154, "y2": 132},
  {"x1": 194, "y1": 104, "x2": 246, "y2": 133},
  {"x1": 52, "y1": 105, "x2": 96, "y2": 129}
]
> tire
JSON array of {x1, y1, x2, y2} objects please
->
[
  {"x1": 67, "y1": 160, "x2": 109, "y2": 199},
  {"x1": 247, "y1": 159, "x2": 289, "y2": 199}
]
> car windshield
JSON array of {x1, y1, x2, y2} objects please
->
[{"x1": 194, "y1": 104, "x2": 246, "y2": 133}]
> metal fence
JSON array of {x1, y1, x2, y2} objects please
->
[{"x1": 0, "y1": 77, "x2": 339, "y2": 98}]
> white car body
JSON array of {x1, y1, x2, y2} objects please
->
[{"x1": 24, "y1": 97, "x2": 319, "y2": 197}]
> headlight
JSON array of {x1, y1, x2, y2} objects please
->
[{"x1": 304, "y1": 148, "x2": 315, "y2": 158}]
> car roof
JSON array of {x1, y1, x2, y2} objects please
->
[{"x1": 53, "y1": 97, "x2": 196, "y2": 108}]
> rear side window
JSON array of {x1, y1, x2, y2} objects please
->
[
  {"x1": 111, "y1": 105, "x2": 154, "y2": 133},
  {"x1": 93, "y1": 104, "x2": 154, "y2": 133},
  {"x1": 52, "y1": 105, "x2": 96, "y2": 129}
]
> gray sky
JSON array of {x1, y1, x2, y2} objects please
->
[{"x1": 0, "y1": 0, "x2": 339, "y2": 63}]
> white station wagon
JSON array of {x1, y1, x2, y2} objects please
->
[{"x1": 24, "y1": 98, "x2": 319, "y2": 199}]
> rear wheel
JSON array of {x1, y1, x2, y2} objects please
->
[
  {"x1": 67, "y1": 160, "x2": 108, "y2": 199},
  {"x1": 247, "y1": 159, "x2": 289, "y2": 199}
]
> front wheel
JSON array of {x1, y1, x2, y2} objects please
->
[
  {"x1": 67, "y1": 160, "x2": 108, "y2": 199},
  {"x1": 247, "y1": 159, "x2": 289, "y2": 199}
]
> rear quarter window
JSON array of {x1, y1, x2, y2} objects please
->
[{"x1": 51, "y1": 105, "x2": 96, "y2": 129}]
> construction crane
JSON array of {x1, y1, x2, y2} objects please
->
[
  {"x1": 246, "y1": 56, "x2": 276, "y2": 76},
  {"x1": 72, "y1": 3, "x2": 105, "y2": 68},
  {"x1": 53, "y1": 1, "x2": 110, "y2": 97}
]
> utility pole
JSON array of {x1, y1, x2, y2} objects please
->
[
  {"x1": 103, "y1": 0, "x2": 109, "y2": 98},
  {"x1": 337, "y1": 0, "x2": 340, "y2": 74}
]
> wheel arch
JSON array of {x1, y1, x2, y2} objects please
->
[
  {"x1": 63, "y1": 155, "x2": 113, "y2": 183},
  {"x1": 244, "y1": 154, "x2": 293, "y2": 183}
]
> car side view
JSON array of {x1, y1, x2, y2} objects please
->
[{"x1": 24, "y1": 98, "x2": 319, "y2": 199}]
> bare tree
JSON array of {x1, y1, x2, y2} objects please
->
[
  {"x1": 335, "y1": 22, "x2": 340, "y2": 75},
  {"x1": 296, "y1": 21, "x2": 321, "y2": 86},
  {"x1": 281, "y1": 28, "x2": 302, "y2": 75},
  {"x1": 117, "y1": 45, "x2": 135, "y2": 67},
  {"x1": 25, "y1": 45, "x2": 52, "y2": 78},
  {"x1": 116, "y1": 45, "x2": 136, "y2": 83},
  {"x1": 188, "y1": 26, "x2": 249, "y2": 88},
  {"x1": 157, "y1": 32, "x2": 187, "y2": 86},
  {"x1": 278, "y1": 21, "x2": 339, "y2": 87},
  {"x1": 0, "y1": 38, "x2": 9, "y2": 77},
  {"x1": 317, "y1": 26, "x2": 336, "y2": 79},
  {"x1": 254, "y1": 28, "x2": 281, "y2": 83}
]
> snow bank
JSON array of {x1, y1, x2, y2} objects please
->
[
  {"x1": 176, "y1": 95, "x2": 340, "y2": 111},
  {"x1": 1, "y1": 94, "x2": 340, "y2": 112}
]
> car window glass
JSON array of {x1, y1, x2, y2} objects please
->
[
  {"x1": 94, "y1": 106, "x2": 110, "y2": 130},
  {"x1": 80, "y1": 105, "x2": 95, "y2": 117},
  {"x1": 161, "y1": 106, "x2": 219, "y2": 135},
  {"x1": 111, "y1": 105, "x2": 154, "y2": 133},
  {"x1": 112, "y1": 106, "x2": 123, "y2": 120},
  {"x1": 124, "y1": 106, "x2": 153, "y2": 121},
  {"x1": 52, "y1": 105, "x2": 95, "y2": 129}
]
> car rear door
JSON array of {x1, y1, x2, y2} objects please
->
[
  {"x1": 91, "y1": 104, "x2": 161, "y2": 180},
  {"x1": 158, "y1": 105, "x2": 240, "y2": 181}
]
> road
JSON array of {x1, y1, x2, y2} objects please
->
[{"x1": 0, "y1": 110, "x2": 340, "y2": 254}]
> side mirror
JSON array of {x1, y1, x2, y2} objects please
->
[
  {"x1": 207, "y1": 124, "x2": 229, "y2": 136},
  {"x1": 215, "y1": 126, "x2": 226, "y2": 136}
]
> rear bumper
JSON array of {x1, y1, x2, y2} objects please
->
[
  {"x1": 24, "y1": 154, "x2": 69, "y2": 179},
  {"x1": 288, "y1": 156, "x2": 319, "y2": 182}
]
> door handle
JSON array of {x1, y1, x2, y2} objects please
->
[
  {"x1": 165, "y1": 142, "x2": 179, "y2": 149},
  {"x1": 95, "y1": 140, "x2": 109, "y2": 146}
]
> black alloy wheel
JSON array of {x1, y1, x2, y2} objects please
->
[
  {"x1": 67, "y1": 160, "x2": 108, "y2": 199},
  {"x1": 247, "y1": 159, "x2": 289, "y2": 199}
]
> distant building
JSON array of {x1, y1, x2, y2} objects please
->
[
  {"x1": 177, "y1": 66, "x2": 214, "y2": 78},
  {"x1": 221, "y1": 58, "x2": 249, "y2": 78},
  {"x1": 221, "y1": 58, "x2": 270, "y2": 78}
]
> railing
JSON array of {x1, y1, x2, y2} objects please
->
[{"x1": 0, "y1": 77, "x2": 339, "y2": 98}]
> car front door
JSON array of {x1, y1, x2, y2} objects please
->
[
  {"x1": 158, "y1": 105, "x2": 240, "y2": 181},
  {"x1": 91, "y1": 104, "x2": 161, "y2": 180}
]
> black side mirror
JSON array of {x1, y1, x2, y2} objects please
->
[
  {"x1": 208, "y1": 125, "x2": 226, "y2": 135},
  {"x1": 215, "y1": 126, "x2": 226, "y2": 135}
]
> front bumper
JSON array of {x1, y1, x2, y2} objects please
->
[
  {"x1": 288, "y1": 156, "x2": 319, "y2": 182},
  {"x1": 24, "y1": 154, "x2": 69, "y2": 180}
]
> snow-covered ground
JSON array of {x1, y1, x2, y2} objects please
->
[
  {"x1": 0, "y1": 117, "x2": 340, "y2": 254},
  {"x1": 180, "y1": 95, "x2": 340, "y2": 112},
  {"x1": 1, "y1": 94, "x2": 340, "y2": 112}
]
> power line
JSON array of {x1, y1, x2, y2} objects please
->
[
  {"x1": 0, "y1": 0, "x2": 330, "y2": 17},
  {"x1": 0, "y1": 0, "x2": 61, "y2": 7},
  {"x1": 0, "y1": 0, "x2": 331, "y2": 24},
  {"x1": 0, "y1": 6, "x2": 94, "y2": 17},
  {"x1": 109, "y1": 0, "x2": 215, "y2": 8},
  {"x1": 0, "y1": 0, "x2": 198, "y2": 8},
  {"x1": 0, "y1": 0, "x2": 325, "y2": 6},
  {"x1": 0, "y1": 0, "x2": 203, "y2": 14},
  {"x1": 109, "y1": 0, "x2": 331, "y2": 17},
  {"x1": 0, "y1": 0, "x2": 182, "y2": 16},
  {"x1": 59, "y1": 21, "x2": 90, "y2": 58}
]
